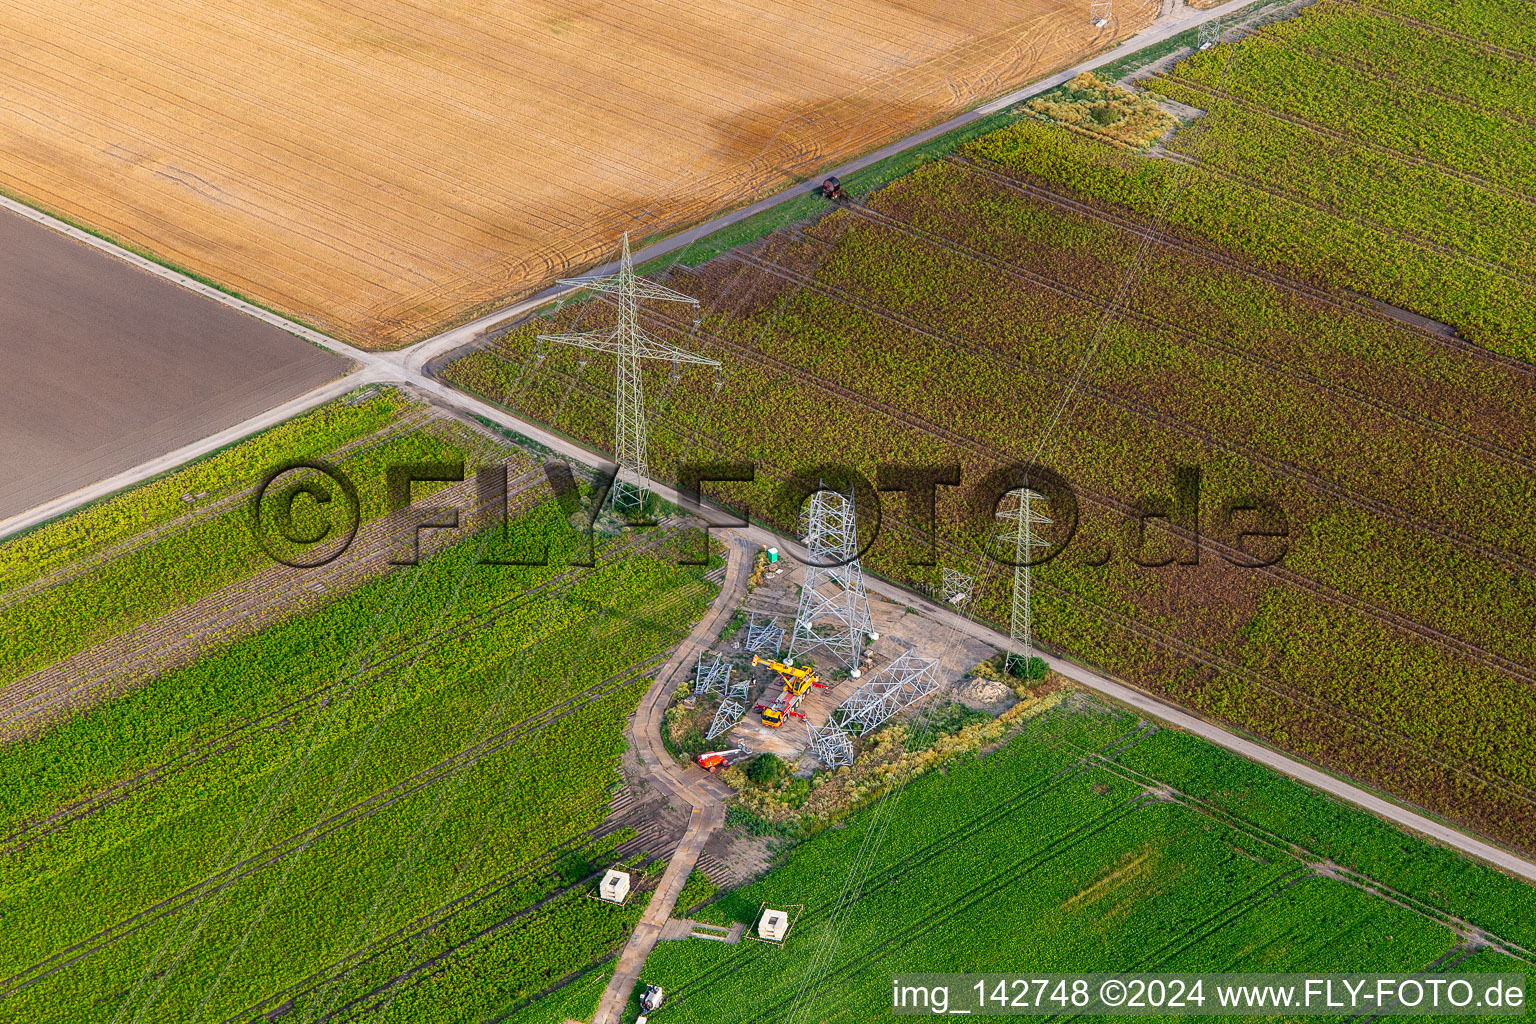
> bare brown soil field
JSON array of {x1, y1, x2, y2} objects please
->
[
  {"x1": 0, "y1": 0, "x2": 1157, "y2": 348},
  {"x1": 0, "y1": 206, "x2": 346, "y2": 521}
]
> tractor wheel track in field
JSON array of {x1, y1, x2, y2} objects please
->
[
  {"x1": 1153, "y1": 72, "x2": 1536, "y2": 210},
  {"x1": 1260, "y1": 31, "x2": 1536, "y2": 135},
  {"x1": 1147, "y1": 142, "x2": 1533, "y2": 291},
  {"x1": 1134, "y1": 111, "x2": 1536, "y2": 297},
  {"x1": 1334, "y1": 0, "x2": 1536, "y2": 69},
  {"x1": 837, "y1": 197, "x2": 1536, "y2": 474},
  {"x1": 665, "y1": 723, "x2": 1155, "y2": 1004},
  {"x1": 1121, "y1": 868, "x2": 1314, "y2": 977},
  {"x1": 1070, "y1": 743, "x2": 1536, "y2": 960},
  {"x1": 527, "y1": 306, "x2": 1536, "y2": 699},
  {"x1": 0, "y1": 473, "x2": 518, "y2": 723},
  {"x1": 0, "y1": 516, "x2": 677, "y2": 856},
  {"x1": 760, "y1": 837, "x2": 1304, "y2": 1024},
  {"x1": 720, "y1": 246, "x2": 1536, "y2": 577},
  {"x1": 313, "y1": 867, "x2": 652, "y2": 1024},
  {"x1": 477, "y1": 337, "x2": 1536, "y2": 827},
  {"x1": 946, "y1": 155, "x2": 1536, "y2": 382},
  {"x1": 731, "y1": 800, "x2": 1157, "y2": 1024},
  {"x1": 0, "y1": 468, "x2": 549, "y2": 735},
  {"x1": 226, "y1": 811, "x2": 672, "y2": 1024},
  {"x1": 0, "y1": 652, "x2": 675, "y2": 998}
]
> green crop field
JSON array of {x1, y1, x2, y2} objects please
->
[
  {"x1": 0, "y1": 386, "x2": 533, "y2": 702},
  {"x1": 637, "y1": 702, "x2": 1536, "y2": 1023},
  {"x1": 0, "y1": 496, "x2": 717, "y2": 1022},
  {"x1": 441, "y1": 67, "x2": 1536, "y2": 859},
  {"x1": 0, "y1": 385, "x2": 726, "y2": 1021},
  {"x1": 7, "y1": 3, "x2": 1532, "y2": 1018},
  {"x1": 981, "y1": 0, "x2": 1536, "y2": 363}
]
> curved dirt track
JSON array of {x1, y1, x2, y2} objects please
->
[{"x1": 590, "y1": 538, "x2": 751, "y2": 1024}]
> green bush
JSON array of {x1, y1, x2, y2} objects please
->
[
  {"x1": 1007, "y1": 656, "x2": 1049, "y2": 681},
  {"x1": 724, "y1": 805, "x2": 800, "y2": 840},
  {"x1": 676, "y1": 869, "x2": 719, "y2": 913},
  {"x1": 744, "y1": 753, "x2": 789, "y2": 786}
]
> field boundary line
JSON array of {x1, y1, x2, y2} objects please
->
[
  {"x1": 0, "y1": 193, "x2": 371, "y2": 361},
  {"x1": 0, "y1": 370, "x2": 388, "y2": 542}
]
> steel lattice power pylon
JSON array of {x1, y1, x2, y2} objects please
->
[
  {"x1": 787, "y1": 486, "x2": 873, "y2": 670},
  {"x1": 806, "y1": 722, "x2": 855, "y2": 768},
  {"x1": 996, "y1": 488, "x2": 1053, "y2": 676},
  {"x1": 743, "y1": 612, "x2": 785, "y2": 655},
  {"x1": 828, "y1": 651, "x2": 942, "y2": 735},
  {"x1": 537, "y1": 234, "x2": 720, "y2": 513},
  {"x1": 694, "y1": 651, "x2": 732, "y2": 697}
]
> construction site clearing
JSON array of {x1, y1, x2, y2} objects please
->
[{"x1": 675, "y1": 546, "x2": 996, "y2": 768}]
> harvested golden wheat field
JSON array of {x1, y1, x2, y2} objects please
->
[{"x1": 0, "y1": 0, "x2": 1156, "y2": 347}]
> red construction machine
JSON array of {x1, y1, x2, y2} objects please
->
[{"x1": 696, "y1": 747, "x2": 751, "y2": 773}]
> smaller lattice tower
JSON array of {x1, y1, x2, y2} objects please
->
[
  {"x1": 806, "y1": 723, "x2": 855, "y2": 768},
  {"x1": 787, "y1": 486, "x2": 873, "y2": 670},
  {"x1": 1198, "y1": 16, "x2": 1223, "y2": 49},
  {"x1": 743, "y1": 612, "x2": 785, "y2": 655},
  {"x1": 939, "y1": 567, "x2": 974, "y2": 605}
]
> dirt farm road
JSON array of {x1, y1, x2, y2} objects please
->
[
  {"x1": 3, "y1": 0, "x2": 1533, "y2": 939},
  {"x1": 590, "y1": 538, "x2": 752, "y2": 1024}
]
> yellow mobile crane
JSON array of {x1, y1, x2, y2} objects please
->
[{"x1": 752, "y1": 656, "x2": 825, "y2": 727}]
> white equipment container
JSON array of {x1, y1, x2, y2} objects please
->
[
  {"x1": 759, "y1": 907, "x2": 790, "y2": 941},
  {"x1": 599, "y1": 869, "x2": 631, "y2": 904}
]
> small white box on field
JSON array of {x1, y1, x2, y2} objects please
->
[
  {"x1": 599, "y1": 869, "x2": 631, "y2": 904},
  {"x1": 749, "y1": 901, "x2": 802, "y2": 945},
  {"x1": 759, "y1": 907, "x2": 790, "y2": 941}
]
